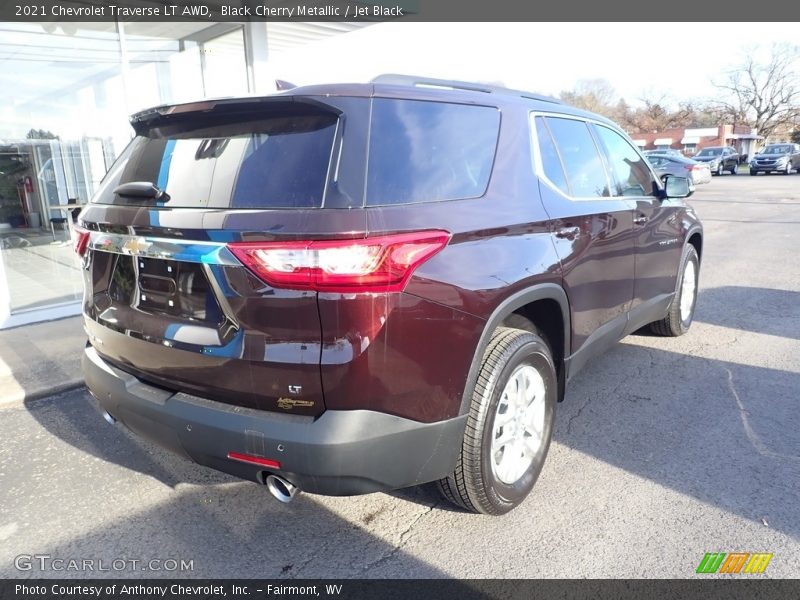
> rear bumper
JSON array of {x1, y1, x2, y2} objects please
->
[{"x1": 83, "y1": 345, "x2": 466, "y2": 495}]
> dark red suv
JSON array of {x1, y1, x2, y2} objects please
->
[{"x1": 79, "y1": 75, "x2": 702, "y2": 514}]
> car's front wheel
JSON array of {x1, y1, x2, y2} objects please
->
[
  {"x1": 784, "y1": 162, "x2": 793, "y2": 175},
  {"x1": 750, "y1": 169, "x2": 757, "y2": 176},
  {"x1": 716, "y1": 163, "x2": 724, "y2": 176},
  {"x1": 437, "y1": 326, "x2": 556, "y2": 515},
  {"x1": 730, "y1": 162, "x2": 738, "y2": 175},
  {"x1": 650, "y1": 245, "x2": 700, "y2": 337}
]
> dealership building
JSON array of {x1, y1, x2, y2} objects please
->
[{"x1": 0, "y1": 21, "x2": 367, "y2": 328}]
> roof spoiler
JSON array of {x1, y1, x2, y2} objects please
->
[{"x1": 129, "y1": 96, "x2": 341, "y2": 135}]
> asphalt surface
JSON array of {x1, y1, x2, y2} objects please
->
[{"x1": 1, "y1": 172, "x2": 799, "y2": 579}]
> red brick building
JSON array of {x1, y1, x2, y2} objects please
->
[{"x1": 629, "y1": 125, "x2": 762, "y2": 160}]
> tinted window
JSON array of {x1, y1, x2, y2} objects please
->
[
  {"x1": 545, "y1": 117, "x2": 610, "y2": 198},
  {"x1": 366, "y1": 99, "x2": 499, "y2": 205},
  {"x1": 696, "y1": 148, "x2": 722, "y2": 157},
  {"x1": 93, "y1": 113, "x2": 338, "y2": 209},
  {"x1": 534, "y1": 116, "x2": 570, "y2": 195},
  {"x1": 594, "y1": 125, "x2": 658, "y2": 197}
]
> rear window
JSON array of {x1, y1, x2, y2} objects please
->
[
  {"x1": 93, "y1": 113, "x2": 338, "y2": 209},
  {"x1": 366, "y1": 99, "x2": 500, "y2": 206}
]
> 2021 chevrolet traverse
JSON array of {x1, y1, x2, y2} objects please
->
[{"x1": 79, "y1": 75, "x2": 702, "y2": 514}]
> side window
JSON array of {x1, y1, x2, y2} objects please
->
[
  {"x1": 533, "y1": 116, "x2": 570, "y2": 195},
  {"x1": 545, "y1": 117, "x2": 611, "y2": 198},
  {"x1": 366, "y1": 99, "x2": 500, "y2": 205},
  {"x1": 594, "y1": 125, "x2": 658, "y2": 197}
]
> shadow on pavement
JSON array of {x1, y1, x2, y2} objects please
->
[
  {"x1": 694, "y1": 286, "x2": 800, "y2": 339},
  {"x1": 10, "y1": 390, "x2": 453, "y2": 579},
  {"x1": 553, "y1": 340, "x2": 800, "y2": 539}
]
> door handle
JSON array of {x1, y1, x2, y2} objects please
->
[
  {"x1": 633, "y1": 215, "x2": 648, "y2": 226},
  {"x1": 555, "y1": 226, "x2": 580, "y2": 239}
]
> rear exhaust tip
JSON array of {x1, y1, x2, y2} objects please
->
[
  {"x1": 101, "y1": 410, "x2": 117, "y2": 425},
  {"x1": 266, "y1": 474, "x2": 299, "y2": 503}
]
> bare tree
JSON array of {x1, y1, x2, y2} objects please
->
[
  {"x1": 616, "y1": 92, "x2": 702, "y2": 132},
  {"x1": 711, "y1": 43, "x2": 800, "y2": 141},
  {"x1": 560, "y1": 79, "x2": 618, "y2": 116}
]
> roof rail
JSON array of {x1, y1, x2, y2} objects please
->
[{"x1": 371, "y1": 74, "x2": 561, "y2": 104}]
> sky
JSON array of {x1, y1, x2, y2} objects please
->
[{"x1": 268, "y1": 22, "x2": 800, "y2": 108}]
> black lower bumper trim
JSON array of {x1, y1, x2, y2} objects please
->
[{"x1": 83, "y1": 346, "x2": 466, "y2": 495}]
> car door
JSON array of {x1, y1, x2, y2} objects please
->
[
  {"x1": 592, "y1": 124, "x2": 685, "y2": 331},
  {"x1": 531, "y1": 115, "x2": 635, "y2": 372}
]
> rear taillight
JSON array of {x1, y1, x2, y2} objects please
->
[
  {"x1": 72, "y1": 226, "x2": 90, "y2": 257},
  {"x1": 228, "y1": 230, "x2": 450, "y2": 293}
]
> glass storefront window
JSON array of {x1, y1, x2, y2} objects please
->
[{"x1": 0, "y1": 23, "x2": 249, "y2": 324}]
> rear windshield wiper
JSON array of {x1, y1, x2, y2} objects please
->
[{"x1": 113, "y1": 181, "x2": 170, "y2": 202}]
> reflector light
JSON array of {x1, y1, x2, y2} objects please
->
[
  {"x1": 227, "y1": 452, "x2": 281, "y2": 469},
  {"x1": 72, "y1": 226, "x2": 90, "y2": 257},
  {"x1": 228, "y1": 230, "x2": 450, "y2": 293}
]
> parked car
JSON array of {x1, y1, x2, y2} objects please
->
[
  {"x1": 644, "y1": 149, "x2": 683, "y2": 158},
  {"x1": 693, "y1": 146, "x2": 739, "y2": 175},
  {"x1": 647, "y1": 154, "x2": 712, "y2": 188},
  {"x1": 78, "y1": 75, "x2": 703, "y2": 515},
  {"x1": 749, "y1": 143, "x2": 800, "y2": 175}
]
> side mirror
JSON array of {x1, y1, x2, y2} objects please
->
[{"x1": 663, "y1": 175, "x2": 692, "y2": 199}]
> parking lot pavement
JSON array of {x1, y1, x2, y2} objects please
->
[{"x1": 1, "y1": 173, "x2": 799, "y2": 579}]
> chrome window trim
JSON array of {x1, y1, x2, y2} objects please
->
[{"x1": 529, "y1": 111, "x2": 664, "y2": 202}]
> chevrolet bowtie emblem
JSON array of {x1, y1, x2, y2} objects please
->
[{"x1": 122, "y1": 237, "x2": 152, "y2": 255}]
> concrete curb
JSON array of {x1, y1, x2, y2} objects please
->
[
  {"x1": 0, "y1": 315, "x2": 86, "y2": 409},
  {"x1": 0, "y1": 379, "x2": 85, "y2": 409}
]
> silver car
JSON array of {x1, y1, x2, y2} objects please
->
[
  {"x1": 749, "y1": 143, "x2": 800, "y2": 175},
  {"x1": 647, "y1": 154, "x2": 712, "y2": 187}
]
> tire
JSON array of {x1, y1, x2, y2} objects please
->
[
  {"x1": 716, "y1": 163, "x2": 724, "y2": 176},
  {"x1": 750, "y1": 170, "x2": 757, "y2": 176},
  {"x1": 437, "y1": 326, "x2": 556, "y2": 515},
  {"x1": 650, "y1": 245, "x2": 700, "y2": 337},
  {"x1": 784, "y1": 163, "x2": 792, "y2": 175},
  {"x1": 730, "y1": 162, "x2": 738, "y2": 175}
]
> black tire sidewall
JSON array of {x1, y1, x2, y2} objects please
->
[{"x1": 479, "y1": 338, "x2": 556, "y2": 512}]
